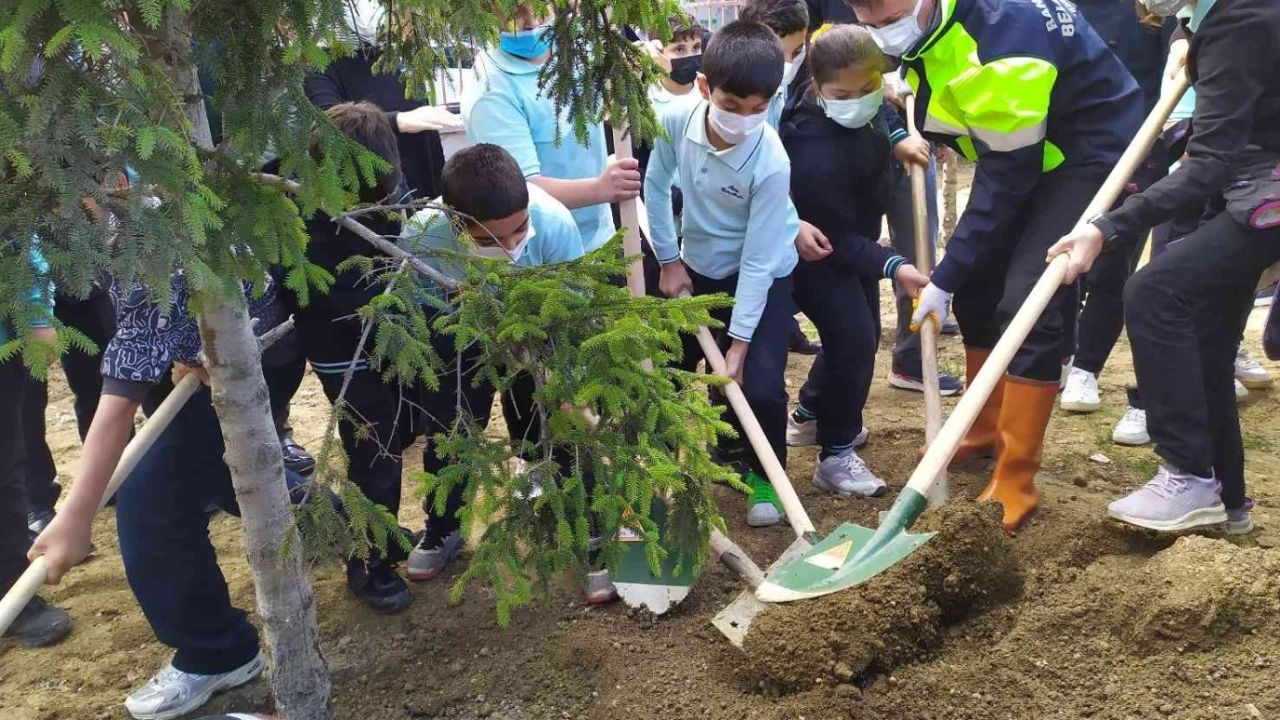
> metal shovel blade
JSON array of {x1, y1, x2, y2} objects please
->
[
  {"x1": 755, "y1": 519, "x2": 935, "y2": 603},
  {"x1": 613, "y1": 500, "x2": 698, "y2": 615},
  {"x1": 711, "y1": 535, "x2": 813, "y2": 647}
]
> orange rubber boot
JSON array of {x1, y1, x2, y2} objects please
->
[
  {"x1": 948, "y1": 346, "x2": 1005, "y2": 467},
  {"x1": 977, "y1": 376, "x2": 1057, "y2": 533}
]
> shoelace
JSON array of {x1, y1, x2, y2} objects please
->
[
  {"x1": 1144, "y1": 467, "x2": 1187, "y2": 500},
  {"x1": 1236, "y1": 350, "x2": 1264, "y2": 372},
  {"x1": 747, "y1": 474, "x2": 781, "y2": 508},
  {"x1": 1120, "y1": 407, "x2": 1145, "y2": 425},
  {"x1": 147, "y1": 666, "x2": 196, "y2": 692},
  {"x1": 836, "y1": 451, "x2": 869, "y2": 475}
]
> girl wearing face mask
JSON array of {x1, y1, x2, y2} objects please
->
[{"x1": 775, "y1": 24, "x2": 931, "y2": 498}]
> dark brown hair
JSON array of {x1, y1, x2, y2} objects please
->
[
  {"x1": 807, "y1": 24, "x2": 893, "y2": 87},
  {"x1": 320, "y1": 101, "x2": 402, "y2": 203}
]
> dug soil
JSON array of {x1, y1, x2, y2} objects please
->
[{"x1": 3, "y1": 239, "x2": 1279, "y2": 717}]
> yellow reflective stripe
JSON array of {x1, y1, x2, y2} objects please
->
[{"x1": 956, "y1": 137, "x2": 977, "y2": 161}]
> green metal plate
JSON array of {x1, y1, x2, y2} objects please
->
[{"x1": 613, "y1": 499, "x2": 698, "y2": 614}]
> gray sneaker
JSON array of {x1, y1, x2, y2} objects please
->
[
  {"x1": 1107, "y1": 465, "x2": 1228, "y2": 532},
  {"x1": 1223, "y1": 497, "x2": 1256, "y2": 535},
  {"x1": 407, "y1": 530, "x2": 464, "y2": 582},
  {"x1": 125, "y1": 652, "x2": 265, "y2": 720},
  {"x1": 3, "y1": 596, "x2": 71, "y2": 647},
  {"x1": 584, "y1": 570, "x2": 617, "y2": 604},
  {"x1": 813, "y1": 451, "x2": 887, "y2": 498}
]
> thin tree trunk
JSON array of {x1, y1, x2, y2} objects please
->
[
  {"x1": 146, "y1": 8, "x2": 333, "y2": 719},
  {"x1": 941, "y1": 150, "x2": 959, "y2": 245}
]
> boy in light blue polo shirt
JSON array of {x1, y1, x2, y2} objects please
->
[
  {"x1": 461, "y1": 4, "x2": 640, "y2": 253},
  {"x1": 645, "y1": 20, "x2": 800, "y2": 528}
]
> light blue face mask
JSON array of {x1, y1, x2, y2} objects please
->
[
  {"x1": 819, "y1": 87, "x2": 884, "y2": 129},
  {"x1": 499, "y1": 23, "x2": 553, "y2": 59}
]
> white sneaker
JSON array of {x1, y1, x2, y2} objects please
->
[
  {"x1": 1060, "y1": 368, "x2": 1101, "y2": 413},
  {"x1": 1107, "y1": 465, "x2": 1227, "y2": 532},
  {"x1": 1235, "y1": 378, "x2": 1249, "y2": 402},
  {"x1": 1112, "y1": 407, "x2": 1150, "y2": 446},
  {"x1": 125, "y1": 653, "x2": 265, "y2": 720},
  {"x1": 1234, "y1": 348, "x2": 1273, "y2": 389},
  {"x1": 786, "y1": 414, "x2": 817, "y2": 447}
]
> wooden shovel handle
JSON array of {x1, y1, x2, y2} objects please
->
[
  {"x1": 902, "y1": 73, "x2": 1192, "y2": 499},
  {"x1": 611, "y1": 126, "x2": 647, "y2": 299},
  {"x1": 904, "y1": 96, "x2": 945, "y2": 448}
]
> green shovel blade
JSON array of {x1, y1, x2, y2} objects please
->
[
  {"x1": 755, "y1": 488, "x2": 935, "y2": 603},
  {"x1": 613, "y1": 499, "x2": 698, "y2": 615}
]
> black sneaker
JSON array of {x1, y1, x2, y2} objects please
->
[
  {"x1": 3, "y1": 596, "x2": 72, "y2": 647},
  {"x1": 346, "y1": 559, "x2": 412, "y2": 613},
  {"x1": 27, "y1": 508, "x2": 55, "y2": 545},
  {"x1": 788, "y1": 328, "x2": 822, "y2": 355},
  {"x1": 280, "y1": 436, "x2": 316, "y2": 477}
]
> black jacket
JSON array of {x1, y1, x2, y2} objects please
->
[
  {"x1": 779, "y1": 83, "x2": 900, "y2": 281},
  {"x1": 1074, "y1": 0, "x2": 1175, "y2": 114},
  {"x1": 304, "y1": 46, "x2": 447, "y2": 201},
  {"x1": 1105, "y1": 0, "x2": 1280, "y2": 239}
]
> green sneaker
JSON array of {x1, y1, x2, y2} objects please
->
[{"x1": 745, "y1": 473, "x2": 785, "y2": 528}]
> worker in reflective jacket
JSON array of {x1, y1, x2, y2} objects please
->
[{"x1": 847, "y1": 0, "x2": 1144, "y2": 532}]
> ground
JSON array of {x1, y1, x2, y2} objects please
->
[{"x1": 3, "y1": 188, "x2": 1280, "y2": 720}]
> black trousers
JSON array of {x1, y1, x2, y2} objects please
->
[
  {"x1": 675, "y1": 270, "x2": 794, "y2": 474},
  {"x1": 21, "y1": 288, "x2": 116, "y2": 515},
  {"x1": 1, "y1": 359, "x2": 31, "y2": 592},
  {"x1": 953, "y1": 168, "x2": 1104, "y2": 382},
  {"x1": 1124, "y1": 212, "x2": 1280, "y2": 510},
  {"x1": 793, "y1": 260, "x2": 881, "y2": 451}
]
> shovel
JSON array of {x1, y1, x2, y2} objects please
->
[
  {"x1": 0, "y1": 318, "x2": 296, "y2": 636},
  {"x1": 905, "y1": 94, "x2": 949, "y2": 508},
  {"x1": 755, "y1": 73, "x2": 1193, "y2": 604}
]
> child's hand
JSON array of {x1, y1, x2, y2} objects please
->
[
  {"x1": 724, "y1": 339, "x2": 748, "y2": 386},
  {"x1": 795, "y1": 221, "x2": 833, "y2": 262},
  {"x1": 395, "y1": 105, "x2": 463, "y2": 133},
  {"x1": 172, "y1": 362, "x2": 212, "y2": 388},
  {"x1": 597, "y1": 157, "x2": 642, "y2": 203},
  {"x1": 894, "y1": 135, "x2": 931, "y2": 169},
  {"x1": 30, "y1": 511, "x2": 94, "y2": 584},
  {"x1": 659, "y1": 259, "x2": 693, "y2": 299},
  {"x1": 894, "y1": 263, "x2": 930, "y2": 298}
]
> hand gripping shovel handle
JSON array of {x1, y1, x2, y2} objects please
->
[
  {"x1": 901, "y1": 73, "x2": 1192, "y2": 503},
  {"x1": 682, "y1": 297, "x2": 817, "y2": 539},
  {"x1": 0, "y1": 372, "x2": 202, "y2": 634},
  {"x1": 0, "y1": 318, "x2": 297, "y2": 635}
]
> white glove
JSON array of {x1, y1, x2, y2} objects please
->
[{"x1": 910, "y1": 282, "x2": 952, "y2": 332}]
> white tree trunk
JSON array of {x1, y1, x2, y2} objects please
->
[{"x1": 146, "y1": 8, "x2": 333, "y2": 719}]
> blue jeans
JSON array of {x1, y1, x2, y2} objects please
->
[{"x1": 116, "y1": 386, "x2": 307, "y2": 675}]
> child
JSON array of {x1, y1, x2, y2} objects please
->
[
  {"x1": 739, "y1": 0, "x2": 809, "y2": 129},
  {"x1": 1, "y1": 244, "x2": 72, "y2": 648},
  {"x1": 462, "y1": 3, "x2": 641, "y2": 252},
  {"x1": 285, "y1": 101, "x2": 417, "y2": 614},
  {"x1": 399, "y1": 144, "x2": 615, "y2": 602},
  {"x1": 778, "y1": 24, "x2": 930, "y2": 497},
  {"x1": 645, "y1": 20, "x2": 799, "y2": 527}
]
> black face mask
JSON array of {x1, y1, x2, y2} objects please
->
[{"x1": 669, "y1": 54, "x2": 702, "y2": 86}]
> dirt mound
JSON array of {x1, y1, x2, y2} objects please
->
[{"x1": 742, "y1": 502, "x2": 1023, "y2": 693}]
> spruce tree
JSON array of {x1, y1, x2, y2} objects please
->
[{"x1": 0, "y1": 1, "x2": 737, "y2": 717}]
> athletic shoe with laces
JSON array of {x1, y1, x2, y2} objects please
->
[
  {"x1": 125, "y1": 652, "x2": 265, "y2": 720},
  {"x1": 27, "y1": 508, "x2": 55, "y2": 545},
  {"x1": 279, "y1": 435, "x2": 315, "y2": 477},
  {"x1": 1223, "y1": 498, "x2": 1256, "y2": 535},
  {"x1": 1060, "y1": 368, "x2": 1101, "y2": 413},
  {"x1": 745, "y1": 473, "x2": 785, "y2": 527},
  {"x1": 812, "y1": 451, "x2": 887, "y2": 498},
  {"x1": 346, "y1": 558, "x2": 412, "y2": 613},
  {"x1": 1107, "y1": 465, "x2": 1227, "y2": 532},
  {"x1": 786, "y1": 415, "x2": 868, "y2": 449},
  {"x1": 407, "y1": 530, "x2": 464, "y2": 582},
  {"x1": 888, "y1": 370, "x2": 964, "y2": 396},
  {"x1": 1235, "y1": 378, "x2": 1249, "y2": 401},
  {"x1": 1112, "y1": 407, "x2": 1150, "y2": 446},
  {"x1": 3, "y1": 596, "x2": 71, "y2": 647},
  {"x1": 1234, "y1": 348, "x2": 1273, "y2": 389}
]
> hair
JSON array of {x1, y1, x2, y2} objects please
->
[
  {"x1": 807, "y1": 23, "x2": 894, "y2": 86},
  {"x1": 441, "y1": 144, "x2": 529, "y2": 224},
  {"x1": 320, "y1": 101, "x2": 402, "y2": 203},
  {"x1": 740, "y1": 0, "x2": 811, "y2": 38},
  {"x1": 702, "y1": 20, "x2": 784, "y2": 98},
  {"x1": 654, "y1": 11, "x2": 706, "y2": 44}
]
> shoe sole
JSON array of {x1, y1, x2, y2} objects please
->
[
  {"x1": 129, "y1": 654, "x2": 265, "y2": 720},
  {"x1": 1106, "y1": 505, "x2": 1228, "y2": 533},
  {"x1": 1059, "y1": 399, "x2": 1101, "y2": 413},
  {"x1": 1112, "y1": 433, "x2": 1151, "y2": 446},
  {"x1": 746, "y1": 510, "x2": 786, "y2": 528},
  {"x1": 888, "y1": 374, "x2": 962, "y2": 397},
  {"x1": 1237, "y1": 376, "x2": 1273, "y2": 390},
  {"x1": 787, "y1": 427, "x2": 869, "y2": 448},
  {"x1": 812, "y1": 474, "x2": 887, "y2": 499},
  {"x1": 407, "y1": 535, "x2": 464, "y2": 582}
]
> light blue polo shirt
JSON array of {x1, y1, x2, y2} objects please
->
[
  {"x1": 644, "y1": 100, "x2": 799, "y2": 342},
  {"x1": 398, "y1": 183, "x2": 585, "y2": 280},
  {"x1": 462, "y1": 47, "x2": 614, "y2": 252}
]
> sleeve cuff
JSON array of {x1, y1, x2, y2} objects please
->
[
  {"x1": 1091, "y1": 214, "x2": 1122, "y2": 245},
  {"x1": 889, "y1": 129, "x2": 909, "y2": 145},
  {"x1": 386, "y1": 111, "x2": 399, "y2": 132},
  {"x1": 883, "y1": 255, "x2": 907, "y2": 279},
  {"x1": 929, "y1": 259, "x2": 959, "y2": 294},
  {"x1": 102, "y1": 377, "x2": 154, "y2": 403},
  {"x1": 727, "y1": 330, "x2": 752, "y2": 343}
]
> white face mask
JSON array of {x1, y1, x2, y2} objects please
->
[
  {"x1": 469, "y1": 224, "x2": 535, "y2": 264},
  {"x1": 781, "y1": 49, "x2": 806, "y2": 89},
  {"x1": 344, "y1": 0, "x2": 387, "y2": 44},
  {"x1": 867, "y1": 0, "x2": 927, "y2": 58},
  {"x1": 819, "y1": 87, "x2": 884, "y2": 129},
  {"x1": 1139, "y1": 0, "x2": 1191, "y2": 17},
  {"x1": 706, "y1": 102, "x2": 768, "y2": 145}
]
